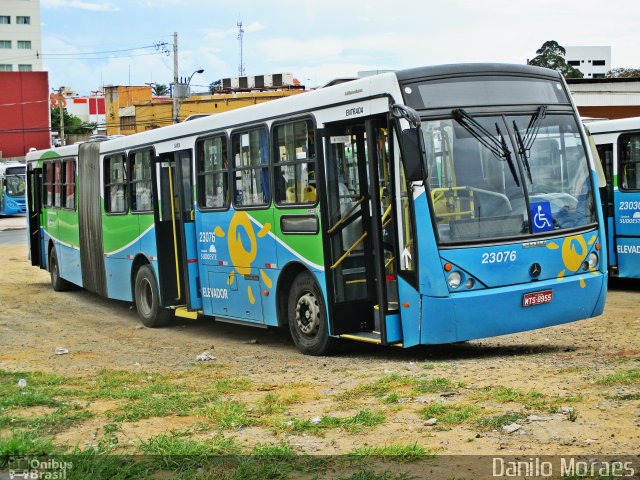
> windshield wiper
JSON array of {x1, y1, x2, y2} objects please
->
[
  {"x1": 452, "y1": 108, "x2": 520, "y2": 187},
  {"x1": 513, "y1": 105, "x2": 547, "y2": 183}
]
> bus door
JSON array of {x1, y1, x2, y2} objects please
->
[
  {"x1": 318, "y1": 117, "x2": 401, "y2": 344},
  {"x1": 154, "y1": 150, "x2": 201, "y2": 310},
  {"x1": 26, "y1": 165, "x2": 44, "y2": 268},
  {"x1": 613, "y1": 133, "x2": 640, "y2": 278}
]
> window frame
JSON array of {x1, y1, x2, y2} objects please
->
[
  {"x1": 0, "y1": 16, "x2": 10, "y2": 25},
  {"x1": 16, "y1": 16, "x2": 30, "y2": 25},
  {"x1": 231, "y1": 124, "x2": 271, "y2": 210},
  {"x1": 0, "y1": 40, "x2": 12, "y2": 49},
  {"x1": 43, "y1": 161, "x2": 54, "y2": 208},
  {"x1": 128, "y1": 148, "x2": 154, "y2": 213},
  {"x1": 196, "y1": 132, "x2": 230, "y2": 212},
  {"x1": 271, "y1": 116, "x2": 318, "y2": 208},
  {"x1": 61, "y1": 158, "x2": 76, "y2": 211},
  {"x1": 104, "y1": 153, "x2": 129, "y2": 215},
  {"x1": 17, "y1": 40, "x2": 31, "y2": 49},
  {"x1": 618, "y1": 131, "x2": 640, "y2": 192}
]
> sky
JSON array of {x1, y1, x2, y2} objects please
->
[{"x1": 39, "y1": 0, "x2": 640, "y2": 96}]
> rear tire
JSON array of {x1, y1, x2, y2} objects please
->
[
  {"x1": 49, "y1": 247, "x2": 71, "y2": 292},
  {"x1": 134, "y1": 265, "x2": 172, "y2": 327},
  {"x1": 287, "y1": 271, "x2": 337, "y2": 356}
]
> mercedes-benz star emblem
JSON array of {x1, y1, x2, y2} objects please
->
[{"x1": 530, "y1": 263, "x2": 542, "y2": 278}]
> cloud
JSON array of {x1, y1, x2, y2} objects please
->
[{"x1": 42, "y1": 0, "x2": 119, "y2": 12}]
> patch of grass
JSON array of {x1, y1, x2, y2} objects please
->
[
  {"x1": 413, "y1": 377, "x2": 462, "y2": 394},
  {"x1": 596, "y1": 368, "x2": 640, "y2": 386},
  {"x1": 350, "y1": 443, "x2": 433, "y2": 461},
  {"x1": 140, "y1": 431, "x2": 240, "y2": 456},
  {"x1": 256, "y1": 392, "x2": 299, "y2": 415},
  {"x1": 106, "y1": 390, "x2": 218, "y2": 422},
  {"x1": 252, "y1": 442, "x2": 297, "y2": 456},
  {"x1": 0, "y1": 405, "x2": 92, "y2": 435},
  {"x1": 607, "y1": 392, "x2": 640, "y2": 401},
  {"x1": 278, "y1": 410, "x2": 385, "y2": 434},
  {"x1": 0, "y1": 430, "x2": 55, "y2": 456},
  {"x1": 473, "y1": 386, "x2": 580, "y2": 412},
  {"x1": 420, "y1": 402, "x2": 481, "y2": 425},
  {"x1": 0, "y1": 371, "x2": 75, "y2": 410},
  {"x1": 338, "y1": 375, "x2": 415, "y2": 401},
  {"x1": 475, "y1": 412, "x2": 528, "y2": 430},
  {"x1": 337, "y1": 470, "x2": 412, "y2": 480},
  {"x1": 382, "y1": 393, "x2": 400, "y2": 404},
  {"x1": 87, "y1": 370, "x2": 176, "y2": 401},
  {"x1": 207, "y1": 377, "x2": 252, "y2": 395},
  {"x1": 200, "y1": 399, "x2": 257, "y2": 429}
]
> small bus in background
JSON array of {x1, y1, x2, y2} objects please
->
[
  {"x1": 0, "y1": 161, "x2": 26, "y2": 215},
  {"x1": 26, "y1": 63, "x2": 608, "y2": 355},
  {"x1": 588, "y1": 117, "x2": 640, "y2": 278}
]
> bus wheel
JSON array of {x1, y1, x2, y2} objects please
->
[
  {"x1": 288, "y1": 271, "x2": 337, "y2": 356},
  {"x1": 134, "y1": 265, "x2": 171, "y2": 327},
  {"x1": 49, "y1": 247, "x2": 70, "y2": 292}
]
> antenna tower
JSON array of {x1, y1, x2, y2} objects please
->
[{"x1": 237, "y1": 20, "x2": 245, "y2": 76}]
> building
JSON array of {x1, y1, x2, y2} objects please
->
[
  {"x1": 567, "y1": 77, "x2": 640, "y2": 120},
  {"x1": 105, "y1": 77, "x2": 306, "y2": 136},
  {"x1": 0, "y1": 0, "x2": 42, "y2": 72},
  {"x1": 0, "y1": 71, "x2": 50, "y2": 159},
  {"x1": 564, "y1": 46, "x2": 611, "y2": 79},
  {"x1": 65, "y1": 95, "x2": 106, "y2": 135}
]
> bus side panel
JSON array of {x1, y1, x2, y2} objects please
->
[
  {"x1": 607, "y1": 216, "x2": 617, "y2": 268},
  {"x1": 57, "y1": 210, "x2": 82, "y2": 287},
  {"x1": 183, "y1": 221, "x2": 202, "y2": 310},
  {"x1": 612, "y1": 189, "x2": 640, "y2": 278}
]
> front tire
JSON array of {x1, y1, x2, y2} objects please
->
[
  {"x1": 134, "y1": 265, "x2": 172, "y2": 327},
  {"x1": 49, "y1": 247, "x2": 71, "y2": 292},
  {"x1": 287, "y1": 271, "x2": 337, "y2": 356}
]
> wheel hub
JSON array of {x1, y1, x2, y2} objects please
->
[{"x1": 295, "y1": 292, "x2": 320, "y2": 335}]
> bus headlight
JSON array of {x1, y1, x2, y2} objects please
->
[
  {"x1": 588, "y1": 252, "x2": 598, "y2": 270},
  {"x1": 447, "y1": 271, "x2": 462, "y2": 289}
]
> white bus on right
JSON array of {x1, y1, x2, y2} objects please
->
[{"x1": 588, "y1": 117, "x2": 640, "y2": 278}]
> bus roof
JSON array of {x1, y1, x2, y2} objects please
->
[{"x1": 586, "y1": 116, "x2": 640, "y2": 135}]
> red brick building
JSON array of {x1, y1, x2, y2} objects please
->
[{"x1": 0, "y1": 71, "x2": 50, "y2": 159}]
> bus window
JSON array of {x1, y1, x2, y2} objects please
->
[
  {"x1": 43, "y1": 162, "x2": 54, "y2": 207},
  {"x1": 63, "y1": 159, "x2": 75, "y2": 210},
  {"x1": 104, "y1": 154, "x2": 127, "y2": 213},
  {"x1": 54, "y1": 161, "x2": 62, "y2": 208},
  {"x1": 197, "y1": 135, "x2": 228, "y2": 209},
  {"x1": 395, "y1": 130, "x2": 415, "y2": 273},
  {"x1": 619, "y1": 133, "x2": 640, "y2": 191},
  {"x1": 273, "y1": 120, "x2": 316, "y2": 205},
  {"x1": 130, "y1": 150, "x2": 153, "y2": 212},
  {"x1": 232, "y1": 128, "x2": 269, "y2": 207}
]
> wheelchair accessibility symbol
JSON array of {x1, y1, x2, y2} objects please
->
[{"x1": 531, "y1": 201, "x2": 554, "y2": 233}]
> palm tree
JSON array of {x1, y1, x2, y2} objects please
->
[{"x1": 152, "y1": 83, "x2": 169, "y2": 96}]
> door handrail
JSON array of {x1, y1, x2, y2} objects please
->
[
  {"x1": 327, "y1": 196, "x2": 364, "y2": 235},
  {"x1": 330, "y1": 231, "x2": 368, "y2": 270}
]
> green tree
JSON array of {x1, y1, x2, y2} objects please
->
[
  {"x1": 152, "y1": 83, "x2": 169, "y2": 96},
  {"x1": 528, "y1": 40, "x2": 584, "y2": 79},
  {"x1": 50, "y1": 107, "x2": 97, "y2": 135},
  {"x1": 606, "y1": 68, "x2": 640, "y2": 78}
]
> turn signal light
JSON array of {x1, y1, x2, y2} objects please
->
[{"x1": 444, "y1": 263, "x2": 452, "y2": 272}]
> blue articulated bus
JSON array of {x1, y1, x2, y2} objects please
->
[
  {"x1": 588, "y1": 116, "x2": 640, "y2": 278},
  {"x1": 0, "y1": 161, "x2": 26, "y2": 215},
  {"x1": 26, "y1": 63, "x2": 607, "y2": 355}
]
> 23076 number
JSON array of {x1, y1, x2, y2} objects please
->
[{"x1": 481, "y1": 251, "x2": 517, "y2": 264}]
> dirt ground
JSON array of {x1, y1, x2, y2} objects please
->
[{"x1": 0, "y1": 238, "x2": 638, "y2": 457}]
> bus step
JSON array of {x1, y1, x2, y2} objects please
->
[
  {"x1": 339, "y1": 331, "x2": 403, "y2": 347},
  {"x1": 173, "y1": 307, "x2": 200, "y2": 320}
]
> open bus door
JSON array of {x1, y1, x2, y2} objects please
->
[
  {"x1": 318, "y1": 117, "x2": 402, "y2": 345},
  {"x1": 26, "y1": 164, "x2": 44, "y2": 268},
  {"x1": 154, "y1": 151, "x2": 201, "y2": 311}
]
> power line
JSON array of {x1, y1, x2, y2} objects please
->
[{"x1": 43, "y1": 44, "x2": 159, "y2": 56}]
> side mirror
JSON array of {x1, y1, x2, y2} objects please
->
[{"x1": 401, "y1": 128, "x2": 424, "y2": 182}]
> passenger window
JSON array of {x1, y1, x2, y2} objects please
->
[
  {"x1": 130, "y1": 150, "x2": 153, "y2": 212},
  {"x1": 396, "y1": 131, "x2": 416, "y2": 273},
  {"x1": 232, "y1": 128, "x2": 269, "y2": 207},
  {"x1": 104, "y1": 154, "x2": 127, "y2": 213},
  {"x1": 273, "y1": 120, "x2": 316, "y2": 205},
  {"x1": 43, "y1": 162, "x2": 54, "y2": 207},
  {"x1": 54, "y1": 161, "x2": 62, "y2": 208},
  {"x1": 63, "y1": 159, "x2": 75, "y2": 210},
  {"x1": 619, "y1": 133, "x2": 640, "y2": 191},
  {"x1": 197, "y1": 135, "x2": 228, "y2": 209}
]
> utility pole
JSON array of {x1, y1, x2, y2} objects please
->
[
  {"x1": 58, "y1": 86, "x2": 65, "y2": 146},
  {"x1": 172, "y1": 31, "x2": 179, "y2": 124}
]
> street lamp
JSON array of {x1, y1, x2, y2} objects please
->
[{"x1": 174, "y1": 68, "x2": 204, "y2": 123}]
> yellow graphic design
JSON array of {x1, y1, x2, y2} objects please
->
[
  {"x1": 217, "y1": 211, "x2": 273, "y2": 305},
  {"x1": 547, "y1": 234, "x2": 596, "y2": 288}
]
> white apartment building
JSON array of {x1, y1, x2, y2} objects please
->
[
  {"x1": 0, "y1": 0, "x2": 42, "y2": 72},
  {"x1": 564, "y1": 46, "x2": 611, "y2": 79}
]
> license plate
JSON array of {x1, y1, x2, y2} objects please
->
[{"x1": 522, "y1": 289, "x2": 553, "y2": 307}]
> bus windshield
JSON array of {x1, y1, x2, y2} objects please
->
[
  {"x1": 423, "y1": 113, "x2": 597, "y2": 244},
  {"x1": 5, "y1": 174, "x2": 26, "y2": 197}
]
